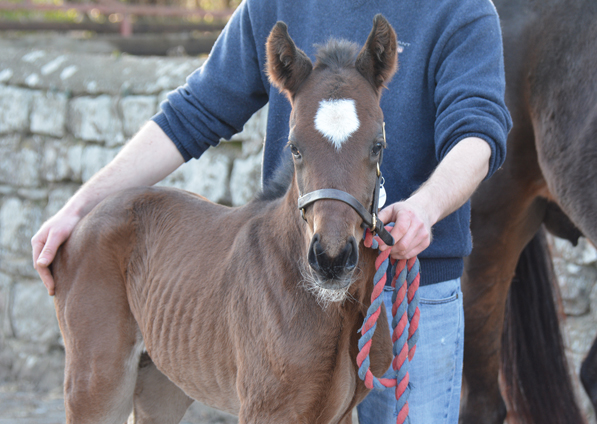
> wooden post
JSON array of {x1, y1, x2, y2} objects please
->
[{"x1": 120, "y1": 13, "x2": 132, "y2": 36}]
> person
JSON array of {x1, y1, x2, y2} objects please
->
[{"x1": 31, "y1": 0, "x2": 511, "y2": 422}]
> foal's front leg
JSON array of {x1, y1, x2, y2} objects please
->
[{"x1": 338, "y1": 413, "x2": 353, "y2": 424}]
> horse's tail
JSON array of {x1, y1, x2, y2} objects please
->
[{"x1": 501, "y1": 226, "x2": 585, "y2": 424}]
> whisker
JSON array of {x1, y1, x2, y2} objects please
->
[{"x1": 298, "y1": 259, "x2": 357, "y2": 309}]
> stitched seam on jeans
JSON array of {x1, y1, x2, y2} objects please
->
[
  {"x1": 444, "y1": 294, "x2": 464, "y2": 423},
  {"x1": 419, "y1": 293, "x2": 458, "y2": 305}
]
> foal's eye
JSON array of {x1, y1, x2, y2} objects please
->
[
  {"x1": 289, "y1": 144, "x2": 302, "y2": 159},
  {"x1": 371, "y1": 142, "x2": 384, "y2": 156}
]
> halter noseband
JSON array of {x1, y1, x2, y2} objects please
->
[{"x1": 296, "y1": 123, "x2": 395, "y2": 247}]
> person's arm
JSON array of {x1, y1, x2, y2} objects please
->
[
  {"x1": 33, "y1": 3, "x2": 271, "y2": 296},
  {"x1": 378, "y1": 136, "x2": 491, "y2": 259},
  {"x1": 31, "y1": 121, "x2": 184, "y2": 295},
  {"x1": 379, "y1": 9, "x2": 512, "y2": 260}
]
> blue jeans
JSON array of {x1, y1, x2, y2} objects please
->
[{"x1": 357, "y1": 278, "x2": 464, "y2": 424}]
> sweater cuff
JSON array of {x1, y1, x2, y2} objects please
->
[
  {"x1": 152, "y1": 112, "x2": 193, "y2": 162},
  {"x1": 442, "y1": 132, "x2": 503, "y2": 181}
]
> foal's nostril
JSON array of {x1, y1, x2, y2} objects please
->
[
  {"x1": 308, "y1": 234, "x2": 323, "y2": 271},
  {"x1": 308, "y1": 234, "x2": 358, "y2": 280},
  {"x1": 342, "y1": 236, "x2": 358, "y2": 271}
]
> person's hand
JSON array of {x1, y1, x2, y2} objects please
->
[
  {"x1": 31, "y1": 211, "x2": 81, "y2": 296},
  {"x1": 377, "y1": 201, "x2": 432, "y2": 260}
]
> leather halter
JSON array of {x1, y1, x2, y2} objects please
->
[{"x1": 296, "y1": 123, "x2": 395, "y2": 247}]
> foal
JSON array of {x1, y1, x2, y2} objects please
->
[{"x1": 53, "y1": 15, "x2": 398, "y2": 424}]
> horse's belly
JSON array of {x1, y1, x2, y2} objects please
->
[
  {"x1": 133, "y1": 292, "x2": 241, "y2": 413},
  {"x1": 173, "y1": 369, "x2": 240, "y2": 415},
  {"x1": 146, "y1": 337, "x2": 241, "y2": 414}
]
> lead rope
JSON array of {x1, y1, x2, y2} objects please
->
[{"x1": 357, "y1": 225, "x2": 420, "y2": 424}]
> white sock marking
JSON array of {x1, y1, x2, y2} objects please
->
[{"x1": 314, "y1": 99, "x2": 360, "y2": 150}]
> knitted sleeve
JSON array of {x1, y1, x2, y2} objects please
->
[
  {"x1": 152, "y1": 1, "x2": 269, "y2": 161},
  {"x1": 433, "y1": 12, "x2": 512, "y2": 179}
]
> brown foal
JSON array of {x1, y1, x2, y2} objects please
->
[{"x1": 52, "y1": 15, "x2": 398, "y2": 424}]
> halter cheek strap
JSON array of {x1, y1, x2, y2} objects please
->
[{"x1": 296, "y1": 123, "x2": 395, "y2": 247}]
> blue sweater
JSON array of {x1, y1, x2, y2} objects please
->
[{"x1": 153, "y1": 0, "x2": 512, "y2": 285}]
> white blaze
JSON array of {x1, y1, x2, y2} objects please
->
[{"x1": 314, "y1": 99, "x2": 360, "y2": 150}]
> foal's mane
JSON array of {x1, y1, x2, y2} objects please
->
[
  {"x1": 314, "y1": 39, "x2": 360, "y2": 71},
  {"x1": 255, "y1": 152, "x2": 295, "y2": 202}
]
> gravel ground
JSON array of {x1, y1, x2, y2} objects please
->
[
  {"x1": 0, "y1": 383, "x2": 237, "y2": 424},
  {"x1": 0, "y1": 383, "x2": 359, "y2": 423}
]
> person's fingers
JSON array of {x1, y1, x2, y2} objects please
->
[
  {"x1": 402, "y1": 239, "x2": 431, "y2": 260},
  {"x1": 393, "y1": 223, "x2": 417, "y2": 254},
  {"x1": 386, "y1": 209, "x2": 411, "y2": 248},
  {"x1": 378, "y1": 207, "x2": 411, "y2": 250},
  {"x1": 390, "y1": 227, "x2": 431, "y2": 259},
  {"x1": 32, "y1": 229, "x2": 67, "y2": 296},
  {"x1": 36, "y1": 230, "x2": 62, "y2": 267},
  {"x1": 37, "y1": 265, "x2": 55, "y2": 296},
  {"x1": 31, "y1": 235, "x2": 45, "y2": 267},
  {"x1": 31, "y1": 212, "x2": 81, "y2": 297},
  {"x1": 377, "y1": 205, "x2": 394, "y2": 226},
  {"x1": 387, "y1": 216, "x2": 431, "y2": 259},
  {"x1": 391, "y1": 209, "x2": 411, "y2": 239},
  {"x1": 377, "y1": 203, "x2": 431, "y2": 259}
]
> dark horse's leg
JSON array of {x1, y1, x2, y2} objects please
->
[
  {"x1": 461, "y1": 129, "x2": 585, "y2": 423},
  {"x1": 461, "y1": 0, "x2": 596, "y2": 417},
  {"x1": 528, "y1": 1, "x2": 597, "y2": 416},
  {"x1": 461, "y1": 191, "x2": 546, "y2": 424},
  {"x1": 459, "y1": 74, "x2": 548, "y2": 420},
  {"x1": 581, "y1": 337, "x2": 597, "y2": 414}
]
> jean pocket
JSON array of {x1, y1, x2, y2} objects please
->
[{"x1": 419, "y1": 291, "x2": 459, "y2": 305}]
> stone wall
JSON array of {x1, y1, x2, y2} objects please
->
[
  {"x1": 0, "y1": 47, "x2": 266, "y2": 391},
  {"x1": 549, "y1": 235, "x2": 597, "y2": 421},
  {"x1": 0, "y1": 46, "x2": 595, "y2": 422}
]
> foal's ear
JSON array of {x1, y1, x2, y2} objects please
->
[
  {"x1": 266, "y1": 22, "x2": 313, "y2": 98},
  {"x1": 355, "y1": 14, "x2": 398, "y2": 92}
]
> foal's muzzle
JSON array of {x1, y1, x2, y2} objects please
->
[{"x1": 308, "y1": 234, "x2": 358, "y2": 286}]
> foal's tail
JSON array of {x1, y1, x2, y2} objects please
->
[{"x1": 501, "y1": 226, "x2": 585, "y2": 424}]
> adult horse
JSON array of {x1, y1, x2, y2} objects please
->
[
  {"x1": 51, "y1": 16, "x2": 399, "y2": 424},
  {"x1": 461, "y1": 0, "x2": 597, "y2": 422}
]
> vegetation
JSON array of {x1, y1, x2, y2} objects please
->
[{"x1": 0, "y1": 0, "x2": 241, "y2": 27}]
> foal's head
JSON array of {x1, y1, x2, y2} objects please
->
[{"x1": 266, "y1": 15, "x2": 398, "y2": 301}]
